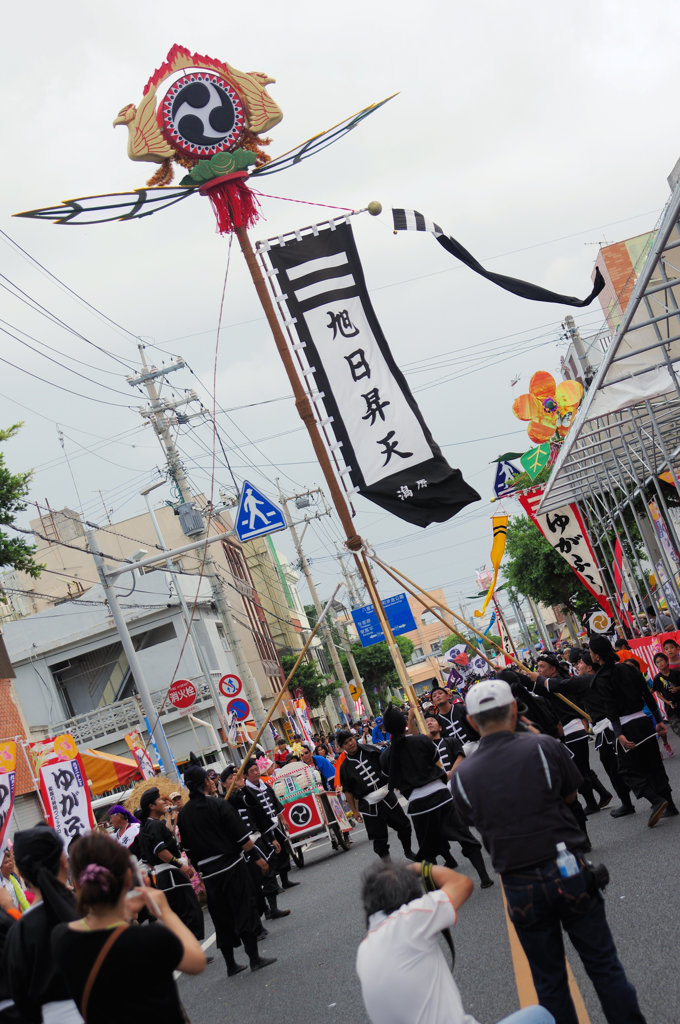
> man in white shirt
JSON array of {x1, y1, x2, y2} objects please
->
[{"x1": 356, "y1": 860, "x2": 553, "y2": 1024}]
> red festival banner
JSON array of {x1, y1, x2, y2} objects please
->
[
  {"x1": 518, "y1": 488, "x2": 613, "y2": 618},
  {"x1": 0, "y1": 742, "x2": 17, "y2": 854}
]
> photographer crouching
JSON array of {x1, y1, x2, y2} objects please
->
[
  {"x1": 451, "y1": 679, "x2": 647, "y2": 1024},
  {"x1": 357, "y1": 859, "x2": 554, "y2": 1024}
]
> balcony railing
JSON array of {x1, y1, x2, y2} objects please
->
[{"x1": 49, "y1": 674, "x2": 218, "y2": 747}]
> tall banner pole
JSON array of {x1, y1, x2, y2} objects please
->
[{"x1": 235, "y1": 226, "x2": 427, "y2": 731}]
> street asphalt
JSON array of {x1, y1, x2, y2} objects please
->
[{"x1": 179, "y1": 750, "x2": 680, "y2": 1023}]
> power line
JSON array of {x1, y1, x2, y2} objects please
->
[
  {"x1": 0, "y1": 229, "x2": 145, "y2": 366},
  {"x1": 0, "y1": 347, "x2": 138, "y2": 408}
]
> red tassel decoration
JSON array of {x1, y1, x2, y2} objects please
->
[{"x1": 200, "y1": 172, "x2": 261, "y2": 235}]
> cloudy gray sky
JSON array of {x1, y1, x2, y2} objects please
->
[{"x1": 2, "y1": 1, "x2": 678, "y2": 624}]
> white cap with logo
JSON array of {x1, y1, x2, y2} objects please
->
[{"x1": 465, "y1": 679, "x2": 514, "y2": 717}]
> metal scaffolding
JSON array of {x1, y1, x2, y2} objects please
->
[{"x1": 539, "y1": 165, "x2": 680, "y2": 630}]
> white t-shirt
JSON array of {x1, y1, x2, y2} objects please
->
[{"x1": 356, "y1": 890, "x2": 480, "y2": 1024}]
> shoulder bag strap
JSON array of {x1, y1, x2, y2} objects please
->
[{"x1": 81, "y1": 924, "x2": 128, "y2": 1021}]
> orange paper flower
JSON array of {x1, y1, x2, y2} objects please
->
[{"x1": 512, "y1": 372, "x2": 583, "y2": 443}]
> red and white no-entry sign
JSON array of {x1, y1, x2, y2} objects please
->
[{"x1": 168, "y1": 678, "x2": 197, "y2": 710}]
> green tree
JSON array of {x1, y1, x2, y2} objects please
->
[
  {"x1": 503, "y1": 516, "x2": 591, "y2": 617},
  {"x1": 440, "y1": 631, "x2": 470, "y2": 654},
  {"x1": 280, "y1": 654, "x2": 339, "y2": 710},
  {"x1": 303, "y1": 602, "x2": 345, "y2": 670},
  {"x1": 339, "y1": 635, "x2": 414, "y2": 707},
  {"x1": 0, "y1": 424, "x2": 41, "y2": 578}
]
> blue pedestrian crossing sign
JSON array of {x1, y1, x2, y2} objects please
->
[{"x1": 235, "y1": 480, "x2": 287, "y2": 542}]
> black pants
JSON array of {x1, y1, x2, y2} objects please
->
[
  {"x1": 363, "y1": 798, "x2": 412, "y2": 859},
  {"x1": 247, "y1": 854, "x2": 279, "y2": 915},
  {"x1": 616, "y1": 716, "x2": 672, "y2": 803},
  {"x1": 596, "y1": 730, "x2": 631, "y2": 804},
  {"x1": 203, "y1": 858, "x2": 260, "y2": 951},
  {"x1": 154, "y1": 865, "x2": 204, "y2": 940},
  {"x1": 410, "y1": 793, "x2": 481, "y2": 860},
  {"x1": 566, "y1": 733, "x2": 597, "y2": 806},
  {"x1": 503, "y1": 860, "x2": 646, "y2": 1024}
]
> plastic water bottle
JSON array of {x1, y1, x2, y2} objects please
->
[{"x1": 556, "y1": 842, "x2": 579, "y2": 878}]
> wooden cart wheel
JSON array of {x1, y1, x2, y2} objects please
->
[
  {"x1": 290, "y1": 844, "x2": 305, "y2": 868},
  {"x1": 339, "y1": 831, "x2": 352, "y2": 851}
]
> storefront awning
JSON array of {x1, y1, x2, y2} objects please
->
[{"x1": 81, "y1": 748, "x2": 142, "y2": 796}]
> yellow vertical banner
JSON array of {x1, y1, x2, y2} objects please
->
[{"x1": 474, "y1": 517, "x2": 508, "y2": 618}]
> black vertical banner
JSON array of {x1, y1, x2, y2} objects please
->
[{"x1": 259, "y1": 220, "x2": 479, "y2": 527}]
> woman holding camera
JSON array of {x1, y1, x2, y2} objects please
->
[{"x1": 52, "y1": 832, "x2": 205, "y2": 1024}]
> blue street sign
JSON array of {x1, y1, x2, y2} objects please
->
[
  {"x1": 235, "y1": 480, "x2": 286, "y2": 542},
  {"x1": 351, "y1": 593, "x2": 417, "y2": 648}
]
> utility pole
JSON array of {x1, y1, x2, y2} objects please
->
[
  {"x1": 336, "y1": 550, "x2": 363, "y2": 608},
  {"x1": 277, "y1": 482, "x2": 357, "y2": 722},
  {"x1": 332, "y1": 549, "x2": 375, "y2": 713},
  {"x1": 88, "y1": 530, "x2": 180, "y2": 782},
  {"x1": 141, "y1": 480, "x2": 237, "y2": 761},
  {"x1": 128, "y1": 347, "x2": 266, "y2": 728},
  {"x1": 526, "y1": 595, "x2": 553, "y2": 651},
  {"x1": 563, "y1": 315, "x2": 594, "y2": 385},
  {"x1": 510, "y1": 596, "x2": 534, "y2": 651}
]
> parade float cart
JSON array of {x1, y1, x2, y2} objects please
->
[{"x1": 273, "y1": 763, "x2": 353, "y2": 866}]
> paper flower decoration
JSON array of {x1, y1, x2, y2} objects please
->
[{"x1": 512, "y1": 372, "x2": 583, "y2": 443}]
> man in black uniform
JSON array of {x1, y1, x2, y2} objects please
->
[
  {"x1": 221, "y1": 764, "x2": 290, "y2": 922},
  {"x1": 425, "y1": 714, "x2": 464, "y2": 777},
  {"x1": 243, "y1": 759, "x2": 299, "y2": 891},
  {"x1": 137, "y1": 787, "x2": 204, "y2": 940},
  {"x1": 589, "y1": 635, "x2": 677, "y2": 826},
  {"x1": 531, "y1": 653, "x2": 611, "y2": 816},
  {"x1": 452, "y1": 679, "x2": 647, "y2": 1024},
  {"x1": 382, "y1": 707, "x2": 493, "y2": 886},
  {"x1": 178, "y1": 765, "x2": 276, "y2": 975},
  {"x1": 337, "y1": 729, "x2": 415, "y2": 861},
  {"x1": 428, "y1": 686, "x2": 475, "y2": 745}
]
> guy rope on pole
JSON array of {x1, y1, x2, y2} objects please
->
[{"x1": 368, "y1": 551, "x2": 591, "y2": 724}]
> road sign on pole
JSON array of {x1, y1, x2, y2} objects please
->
[
  {"x1": 227, "y1": 697, "x2": 251, "y2": 722},
  {"x1": 235, "y1": 480, "x2": 286, "y2": 542},
  {"x1": 219, "y1": 674, "x2": 242, "y2": 698}
]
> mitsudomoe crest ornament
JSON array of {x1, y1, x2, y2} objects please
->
[{"x1": 17, "y1": 43, "x2": 394, "y2": 232}]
